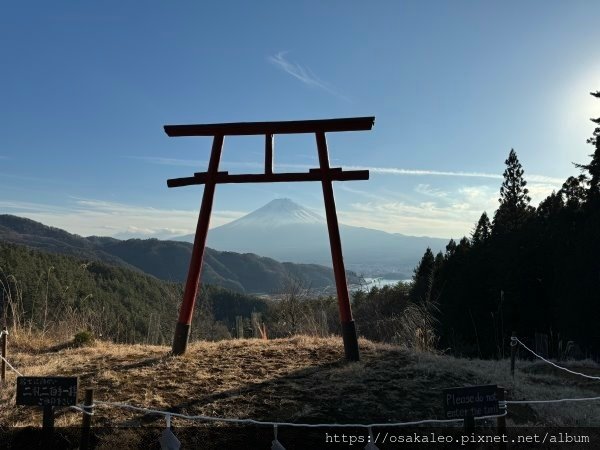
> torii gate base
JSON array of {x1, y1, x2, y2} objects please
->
[{"x1": 165, "y1": 117, "x2": 375, "y2": 361}]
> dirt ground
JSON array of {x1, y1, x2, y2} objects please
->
[{"x1": 1, "y1": 336, "x2": 599, "y2": 448}]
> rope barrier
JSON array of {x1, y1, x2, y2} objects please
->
[
  {"x1": 0, "y1": 354, "x2": 23, "y2": 377},
  {"x1": 476, "y1": 409, "x2": 508, "y2": 421},
  {"x1": 506, "y1": 396, "x2": 600, "y2": 405},
  {"x1": 508, "y1": 336, "x2": 600, "y2": 406},
  {"x1": 69, "y1": 404, "x2": 95, "y2": 416},
  {"x1": 510, "y1": 336, "x2": 600, "y2": 381},
  {"x1": 95, "y1": 400, "x2": 508, "y2": 428}
]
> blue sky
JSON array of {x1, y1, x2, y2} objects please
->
[{"x1": 1, "y1": 1, "x2": 599, "y2": 239}]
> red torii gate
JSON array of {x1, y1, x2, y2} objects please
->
[{"x1": 164, "y1": 117, "x2": 375, "y2": 361}]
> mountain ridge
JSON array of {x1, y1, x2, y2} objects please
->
[
  {"x1": 176, "y1": 198, "x2": 447, "y2": 276},
  {"x1": 0, "y1": 214, "x2": 355, "y2": 294}
]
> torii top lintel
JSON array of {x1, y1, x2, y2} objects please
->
[
  {"x1": 164, "y1": 116, "x2": 374, "y2": 137},
  {"x1": 164, "y1": 116, "x2": 374, "y2": 188}
]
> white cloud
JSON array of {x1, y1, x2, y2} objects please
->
[
  {"x1": 337, "y1": 184, "x2": 388, "y2": 202},
  {"x1": 346, "y1": 166, "x2": 564, "y2": 185},
  {"x1": 457, "y1": 186, "x2": 497, "y2": 210},
  {"x1": 127, "y1": 157, "x2": 565, "y2": 190},
  {"x1": 127, "y1": 156, "x2": 315, "y2": 172},
  {"x1": 1, "y1": 198, "x2": 246, "y2": 238},
  {"x1": 268, "y1": 51, "x2": 328, "y2": 89},
  {"x1": 335, "y1": 175, "x2": 561, "y2": 238},
  {"x1": 526, "y1": 183, "x2": 559, "y2": 205},
  {"x1": 415, "y1": 183, "x2": 448, "y2": 198},
  {"x1": 338, "y1": 200, "x2": 476, "y2": 238},
  {"x1": 268, "y1": 51, "x2": 349, "y2": 101},
  {"x1": 337, "y1": 184, "x2": 499, "y2": 238}
]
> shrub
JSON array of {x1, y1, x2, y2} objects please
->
[{"x1": 73, "y1": 330, "x2": 95, "y2": 347}]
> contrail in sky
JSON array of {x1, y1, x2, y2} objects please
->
[{"x1": 268, "y1": 51, "x2": 350, "y2": 101}]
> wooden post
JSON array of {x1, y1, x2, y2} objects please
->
[
  {"x1": 265, "y1": 133, "x2": 274, "y2": 175},
  {"x1": 510, "y1": 332, "x2": 517, "y2": 379},
  {"x1": 497, "y1": 387, "x2": 506, "y2": 449},
  {"x1": 1, "y1": 327, "x2": 6, "y2": 383},
  {"x1": 463, "y1": 412, "x2": 475, "y2": 449},
  {"x1": 172, "y1": 135, "x2": 224, "y2": 355},
  {"x1": 80, "y1": 388, "x2": 94, "y2": 450},
  {"x1": 464, "y1": 411, "x2": 475, "y2": 434},
  {"x1": 315, "y1": 132, "x2": 359, "y2": 362},
  {"x1": 42, "y1": 405, "x2": 54, "y2": 436}
]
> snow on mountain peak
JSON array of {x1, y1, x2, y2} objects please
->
[{"x1": 220, "y1": 198, "x2": 324, "y2": 228}]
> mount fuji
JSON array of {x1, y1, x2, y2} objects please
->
[
  {"x1": 220, "y1": 198, "x2": 324, "y2": 228},
  {"x1": 178, "y1": 198, "x2": 447, "y2": 277}
]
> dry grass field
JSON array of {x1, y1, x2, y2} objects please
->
[{"x1": 1, "y1": 335, "x2": 599, "y2": 448}]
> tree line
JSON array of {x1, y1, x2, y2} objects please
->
[
  {"x1": 410, "y1": 91, "x2": 600, "y2": 358},
  {"x1": 0, "y1": 238, "x2": 436, "y2": 352}
]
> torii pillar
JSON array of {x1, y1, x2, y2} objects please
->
[{"x1": 164, "y1": 117, "x2": 375, "y2": 361}]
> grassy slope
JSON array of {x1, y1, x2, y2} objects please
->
[{"x1": 2, "y1": 336, "x2": 599, "y2": 436}]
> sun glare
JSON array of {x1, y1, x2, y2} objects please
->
[{"x1": 564, "y1": 67, "x2": 600, "y2": 127}]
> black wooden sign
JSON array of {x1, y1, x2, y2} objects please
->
[
  {"x1": 16, "y1": 376, "x2": 78, "y2": 407},
  {"x1": 443, "y1": 384, "x2": 499, "y2": 419}
]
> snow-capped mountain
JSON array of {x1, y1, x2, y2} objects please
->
[
  {"x1": 177, "y1": 198, "x2": 448, "y2": 277},
  {"x1": 220, "y1": 198, "x2": 324, "y2": 228}
]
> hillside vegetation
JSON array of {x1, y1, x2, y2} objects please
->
[
  {"x1": 0, "y1": 239, "x2": 431, "y2": 349},
  {"x1": 0, "y1": 242, "x2": 268, "y2": 344},
  {"x1": 0, "y1": 215, "x2": 356, "y2": 294}
]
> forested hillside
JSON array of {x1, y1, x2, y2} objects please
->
[
  {"x1": 0, "y1": 242, "x2": 268, "y2": 343},
  {"x1": 410, "y1": 91, "x2": 600, "y2": 358},
  {"x1": 0, "y1": 216, "x2": 353, "y2": 294}
]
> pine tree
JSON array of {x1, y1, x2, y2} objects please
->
[
  {"x1": 434, "y1": 251, "x2": 444, "y2": 271},
  {"x1": 575, "y1": 91, "x2": 600, "y2": 203},
  {"x1": 457, "y1": 236, "x2": 471, "y2": 253},
  {"x1": 559, "y1": 175, "x2": 587, "y2": 209},
  {"x1": 493, "y1": 149, "x2": 533, "y2": 234},
  {"x1": 471, "y1": 212, "x2": 492, "y2": 245},
  {"x1": 445, "y1": 239, "x2": 457, "y2": 258},
  {"x1": 429, "y1": 251, "x2": 445, "y2": 304},
  {"x1": 537, "y1": 191, "x2": 564, "y2": 219},
  {"x1": 410, "y1": 247, "x2": 435, "y2": 304}
]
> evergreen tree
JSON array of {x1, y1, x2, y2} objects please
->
[
  {"x1": 559, "y1": 175, "x2": 587, "y2": 209},
  {"x1": 433, "y1": 251, "x2": 444, "y2": 272},
  {"x1": 457, "y1": 236, "x2": 471, "y2": 252},
  {"x1": 493, "y1": 149, "x2": 533, "y2": 234},
  {"x1": 575, "y1": 91, "x2": 600, "y2": 203},
  {"x1": 445, "y1": 239, "x2": 457, "y2": 258},
  {"x1": 429, "y1": 251, "x2": 445, "y2": 304},
  {"x1": 471, "y1": 212, "x2": 492, "y2": 245},
  {"x1": 410, "y1": 247, "x2": 435, "y2": 304},
  {"x1": 537, "y1": 191, "x2": 564, "y2": 219}
]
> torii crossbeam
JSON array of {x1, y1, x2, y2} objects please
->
[{"x1": 165, "y1": 116, "x2": 375, "y2": 361}]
